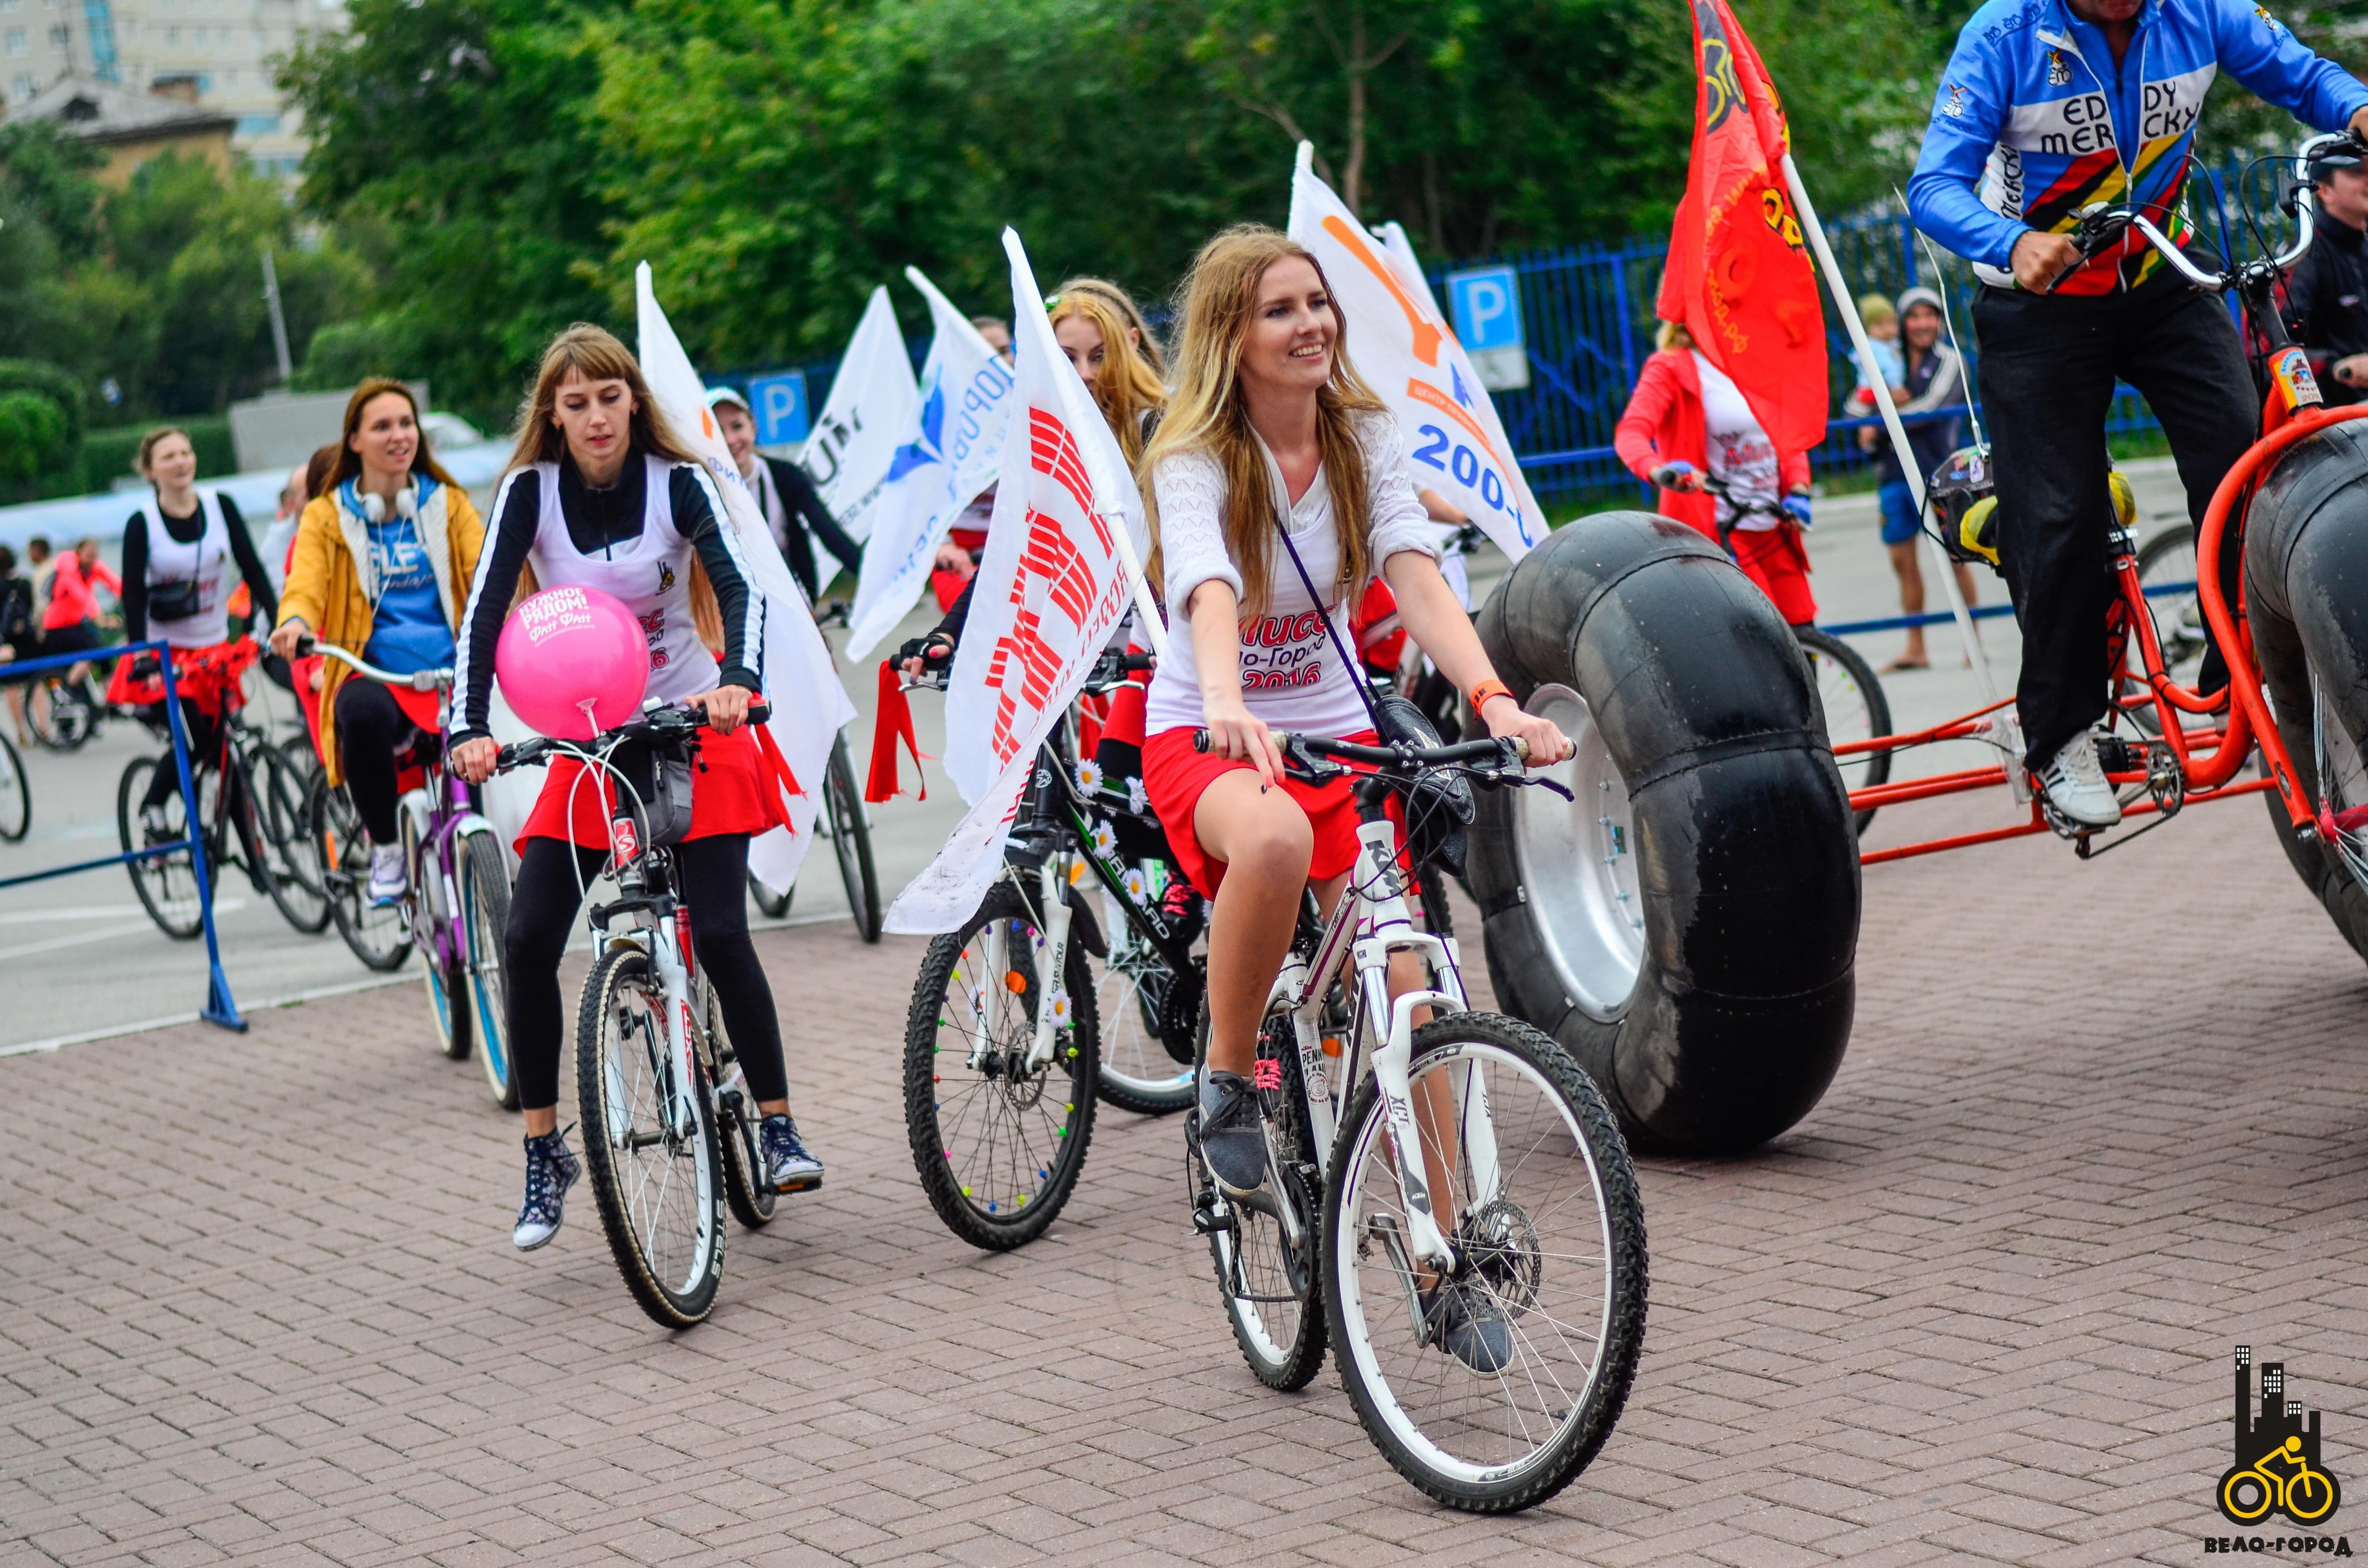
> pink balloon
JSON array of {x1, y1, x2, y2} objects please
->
[{"x1": 494, "y1": 585, "x2": 649, "y2": 740}]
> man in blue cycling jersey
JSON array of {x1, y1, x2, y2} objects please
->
[{"x1": 1908, "y1": 0, "x2": 2368, "y2": 829}]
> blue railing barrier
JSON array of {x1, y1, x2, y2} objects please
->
[
  {"x1": 1819, "y1": 578, "x2": 2196, "y2": 638},
  {"x1": 0, "y1": 639, "x2": 246, "y2": 1033}
]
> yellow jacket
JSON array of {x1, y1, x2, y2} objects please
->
[{"x1": 276, "y1": 478, "x2": 485, "y2": 787}]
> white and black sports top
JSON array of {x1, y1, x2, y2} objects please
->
[
  {"x1": 121, "y1": 487, "x2": 275, "y2": 649},
  {"x1": 452, "y1": 451, "x2": 764, "y2": 743}
]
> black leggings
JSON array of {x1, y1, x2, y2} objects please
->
[
  {"x1": 142, "y1": 700, "x2": 223, "y2": 809},
  {"x1": 504, "y1": 833, "x2": 787, "y2": 1114},
  {"x1": 333, "y1": 678, "x2": 412, "y2": 844}
]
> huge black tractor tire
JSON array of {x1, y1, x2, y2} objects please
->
[
  {"x1": 2242, "y1": 417, "x2": 2368, "y2": 961},
  {"x1": 1468, "y1": 512, "x2": 1862, "y2": 1155}
]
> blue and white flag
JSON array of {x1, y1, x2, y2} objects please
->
[
  {"x1": 844, "y1": 268, "x2": 1019, "y2": 660},
  {"x1": 803, "y1": 285, "x2": 917, "y2": 594}
]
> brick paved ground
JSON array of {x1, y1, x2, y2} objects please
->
[{"x1": 3, "y1": 784, "x2": 2366, "y2": 1567}]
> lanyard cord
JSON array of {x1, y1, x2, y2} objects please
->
[{"x1": 1269, "y1": 505, "x2": 1384, "y2": 734}]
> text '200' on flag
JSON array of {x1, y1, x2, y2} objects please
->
[
  {"x1": 1286, "y1": 146, "x2": 1542, "y2": 563},
  {"x1": 1659, "y1": 0, "x2": 1829, "y2": 458},
  {"x1": 882, "y1": 228, "x2": 1162, "y2": 936}
]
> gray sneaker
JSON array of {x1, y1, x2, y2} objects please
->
[
  {"x1": 2034, "y1": 733, "x2": 2121, "y2": 829},
  {"x1": 760, "y1": 1114, "x2": 824, "y2": 1193},
  {"x1": 1196, "y1": 1068, "x2": 1267, "y2": 1196},
  {"x1": 1423, "y1": 1280, "x2": 1515, "y2": 1375}
]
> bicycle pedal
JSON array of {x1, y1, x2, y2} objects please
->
[{"x1": 772, "y1": 1175, "x2": 823, "y2": 1195}]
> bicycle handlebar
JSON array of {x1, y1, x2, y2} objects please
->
[
  {"x1": 1192, "y1": 727, "x2": 1531, "y2": 772},
  {"x1": 493, "y1": 698, "x2": 774, "y2": 774},
  {"x1": 294, "y1": 636, "x2": 453, "y2": 692}
]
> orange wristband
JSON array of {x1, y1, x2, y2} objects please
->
[{"x1": 1470, "y1": 679, "x2": 1514, "y2": 713}]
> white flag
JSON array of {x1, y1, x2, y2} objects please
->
[
  {"x1": 636, "y1": 263, "x2": 859, "y2": 894},
  {"x1": 882, "y1": 228, "x2": 1152, "y2": 935},
  {"x1": 1287, "y1": 146, "x2": 1543, "y2": 561},
  {"x1": 843, "y1": 268, "x2": 1020, "y2": 660},
  {"x1": 802, "y1": 285, "x2": 918, "y2": 592}
]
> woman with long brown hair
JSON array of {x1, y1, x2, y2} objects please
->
[
  {"x1": 116, "y1": 425, "x2": 280, "y2": 842},
  {"x1": 271, "y1": 381, "x2": 486, "y2": 902},
  {"x1": 1136, "y1": 226, "x2": 1568, "y2": 1370},
  {"x1": 444, "y1": 323, "x2": 822, "y2": 1251}
]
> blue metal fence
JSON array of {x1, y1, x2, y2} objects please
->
[{"x1": 725, "y1": 163, "x2": 2266, "y2": 509}]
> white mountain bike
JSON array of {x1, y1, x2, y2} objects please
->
[{"x1": 1185, "y1": 728, "x2": 1647, "y2": 1512}]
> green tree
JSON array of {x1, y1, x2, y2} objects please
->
[
  {"x1": 282, "y1": 0, "x2": 626, "y2": 418},
  {"x1": 0, "y1": 389, "x2": 71, "y2": 492}
]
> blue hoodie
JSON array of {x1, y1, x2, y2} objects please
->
[{"x1": 1908, "y1": 0, "x2": 2368, "y2": 293}]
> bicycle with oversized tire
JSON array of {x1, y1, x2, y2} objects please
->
[
  {"x1": 1180, "y1": 727, "x2": 1646, "y2": 1512},
  {"x1": 300, "y1": 640, "x2": 517, "y2": 1108},
  {"x1": 497, "y1": 698, "x2": 783, "y2": 1327}
]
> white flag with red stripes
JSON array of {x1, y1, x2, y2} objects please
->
[{"x1": 882, "y1": 227, "x2": 1155, "y2": 935}]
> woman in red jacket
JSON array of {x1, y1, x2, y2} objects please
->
[{"x1": 1613, "y1": 320, "x2": 1818, "y2": 625}]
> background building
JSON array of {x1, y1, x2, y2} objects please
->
[{"x1": 2, "y1": 0, "x2": 344, "y2": 179}]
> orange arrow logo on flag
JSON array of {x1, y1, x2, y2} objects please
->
[
  {"x1": 1322, "y1": 216, "x2": 1444, "y2": 366},
  {"x1": 1406, "y1": 379, "x2": 1509, "y2": 470}
]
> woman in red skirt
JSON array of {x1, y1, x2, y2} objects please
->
[
  {"x1": 1135, "y1": 226, "x2": 1568, "y2": 1356},
  {"x1": 447, "y1": 325, "x2": 822, "y2": 1251}
]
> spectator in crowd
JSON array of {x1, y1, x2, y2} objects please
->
[
  {"x1": 1850, "y1": 294, "x2": 1905, "y2": 450},
  {"x1": 1874, "y1": 287, "x2": 1980, "y2": 671},
  {"x1": 2287, "y1": 141, "x2": 2368, "y2": 406},
  {"x1": 0, "y1": 544, "x2": 35, "y2": 746}
]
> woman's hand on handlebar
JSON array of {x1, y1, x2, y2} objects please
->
[
  {"x1": 1201, "y1": 694, "x2": 1286, "y2": 787},
  {"x1": 898, "y1": 631, "x2": 955, "y2": 683},
  {"x1": 1478, "y1": 693, "x2": 1572, "y2": 765},
  {"x1": 688, "y1": 684, "x2": 752, "y2": 735},
  {"x1": 451, "y1": 735, "x2": 499, "y2": 785},
  {"x1": 268, "y1": 616, "x2": 311, "y2": 661}
]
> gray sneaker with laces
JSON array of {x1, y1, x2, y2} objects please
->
[{"x1": 513, "y1": 1127, "x2": 580, "y2": 1251}]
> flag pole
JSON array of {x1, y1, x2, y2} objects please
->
[
  {"x1": 1782, "y1": 153, "x2": 1999, "y2": 709},
  {"x1": 1110, "y1": 525, "x2": 1169, "y2": 660}
]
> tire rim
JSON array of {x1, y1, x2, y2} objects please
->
[
  {"x1": 1332, "y1": 1040, "x2": 1619, "y2": 1489},
  {"x1": 1512, "y1": 685, "x2": 1642, "y2": 1022}
]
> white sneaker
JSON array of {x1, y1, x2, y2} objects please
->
[
  {"x1": 139, "y1": 803, "x2": 174, "y2": 845},
  {"x1": 2034, "y1": 733, "x2": 2122, "y2": 829},
  {"x1": 367, "y1": 843, "x2": 408, "y2": 906}
]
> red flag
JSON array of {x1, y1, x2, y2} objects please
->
[
  {"x1": 1656, "y1": 0, "x2": 1828, "y2": 457},
  {"x1": 866, "y1": 659, "x2": 927, "y2": 804}
]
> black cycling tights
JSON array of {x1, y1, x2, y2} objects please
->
[
  {"x1": 333, "y1": 677, "x2": 410, "y2": 844},
  {"x1": 504, "y1": 833, "x2": 787, "y2": 1115},
  {"x1": 141, "y1": 700, "x2": 223, "y2": 809}
]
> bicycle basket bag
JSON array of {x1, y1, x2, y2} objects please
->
[
  {"x1": 1373, "y1": 690, "x2": 1474, "y2": 878},
  {"x1": 630, "y1": 751, "x2": 697, "y2": 847},
  {"x1": 1927, "y1": 445, "x2": 2003, "y2": 571}
]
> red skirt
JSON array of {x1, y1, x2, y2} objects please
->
[
  {"x1": 1729, "y1": 524, "x2": 1816, "y2": 625},
  {"x1": 107, "y1": 640, "x2": 258, "y2": 718},
  {"x1": 518, "y1": 723, "x2": 789, "y2": 854},
  {"x1": 1141, "y1": 725, "x2": 1403, "y2": 898}
]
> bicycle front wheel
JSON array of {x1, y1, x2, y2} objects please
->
[
  {"x1": 1325, "y1": 1013, "x2": 1647, "y2": 1513},
  {"x1": 1795, "y1": 626, "x2": 1891, "y2": 837},
  {"x1": 117, "y1": 756, "x2": 205, "y2": 940},
  {"x1": 0, "y1": 728, "x2": 27, "y2": 842},
  {"x1": 2126, "y1": 527, "x2": 2204, "y2": 737},
  {"x1": 459, "y1": 832, "x2": 518, "y2": 1110},
  {"x1": 826, "y1": 733, "x2": 882, "y2": 942},
  {"x1": 903, "y1": 882, "x2": 1099, "y2": 1250},
  {"x1": 577, "y1": 943, "x2": 725, "y2": 1328}
]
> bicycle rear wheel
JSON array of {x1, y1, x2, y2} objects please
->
[
  {"x1": 903, "y1": 882, "x2": 1099, "y2": 1250},
  {"x1": 708, "y1": 985, "x2": 777, "y2": 1231},
  {"x1": 1795, "y1": 626, "x2": 1891, "y2": 836},
  {"x1": 404, "y1": 805, "x2": 470, "y2": 1061},
  {"x1": 32, "y1": 678, "x2": 95, "y2": 752},
  {"x1": 117, "y1": 756, "x2": 206, "y2": 940},
  {"x1": 1091, "y1": 897, "x2": 1196, "y2": 1116},
  {"x1": 748, "y1": 871, "x2": 792, "y2": 920},
  {"x1": 826, "y1": 733, "x2": 881, "y2": 942},
  {"x1": 577, "y1": 943, "x2": 725, "y2": 1328},
  {"x1": 460, "y1": 832, "x2": 518, "y2": 1109},
  {"x1": 244, "y1": 742, "x2": 330, "y2": 934},
  {"x1": 2123, "y1": 527, "x2": 2205, "y2": 737},
  {"x1": 0, "y1": 728, "x2": 27, "y2": 842},
  {"x1": 1201, "y1": 1012, "x2": 1327, "y2": 1390},
  {"x1": 314, "y1": 772, "x2": 409, "y2": 971},
  {"x1": 1325, "y1": 1013, "x2": 1647, "y2": 1512}
]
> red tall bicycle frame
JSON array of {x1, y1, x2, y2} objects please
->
[{"x1": 1841, "y1": 402, "x2": 2368, "y2": 864}]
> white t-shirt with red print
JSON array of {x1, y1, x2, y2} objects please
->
[{"x1": 1144, "y1": 411, "x2": 1440, "y2": 739}]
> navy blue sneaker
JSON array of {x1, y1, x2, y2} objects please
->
[
  {"x1": 761, "y1": 1115, "x2": 824, "y2": 1193},
  {"x1": 513, "y1": 1127, "x2": 580, "y2": 1250}
]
